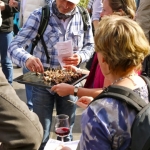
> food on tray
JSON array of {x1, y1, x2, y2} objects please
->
[{"x1": 36, "y1": 69, "x2": 82, "y2": 84}]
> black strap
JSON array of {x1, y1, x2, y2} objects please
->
[
  {"x1": 77, "y1": 6, "x2": 90, "y2": 31},
  {"x1": 141, "y1": 55, "x2": 150, "y2": 78},
  {"x1": 91, "y1": 76, "x2": 150, "y2": 112},
  {"x1": 140, "y1": 75, "x2": 150, "y2": 100},
  {"x1": 41, "y1": 36, "x2": 50, "y2": 63},
  {"x1": 30, "y1": 5, "x2": 50, "y2": 63}
]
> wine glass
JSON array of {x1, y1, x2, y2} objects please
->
[{"x1": 55, "y1": 114, "x2": 70, "y2": 142}]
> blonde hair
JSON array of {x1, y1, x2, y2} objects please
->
[
  {"x1": 108, "y1": 0, "x2": 136, "y2": 19},
  {"x1": 95, "y1": 15, "x2": 150, "y2": 75}
]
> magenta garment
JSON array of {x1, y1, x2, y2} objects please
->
[
  {"x1": 84, "y1": 53, "x2": 104, "y2": 88},
  {"x1": 84, "y1": 53, "x2": 141, "y2": 89}
]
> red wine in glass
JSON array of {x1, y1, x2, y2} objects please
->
[
  {"x1": 55, "y1": 114, "x2": 70, "y2": 142},
  {"x1": 55, "y1": 127, "x2": 70, "y2": 137}
]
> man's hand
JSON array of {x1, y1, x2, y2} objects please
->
[
  {"x1": 9, "y1": 0, "x2": 18, "y2": 8},
  {"x1": 25, "y1": 56, "x2": 44, "y2": 73},
  {"x1": 63, "y1": 65, "x2": 78, "y2": 72},
  {"x1": 0, "y1": 1, "x2": 5, "y2": 11},
  {"x1": 62, "y1": 54, "x2": 81, "y2": 66}
]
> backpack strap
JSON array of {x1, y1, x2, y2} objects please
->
[
  {"x1": 92, "y1": 84, "x2": 147, "y2": 112},
  {"x1": 30, "y1": 5, "x2": 50, "y2": 63},
  {"x1": 140, "y1": 75, "x2": 150, "y2": 101},
  {"x1": 77, "y1": 5, "x2": 90, "y2": 31},
  {"x1": 141, "y1": 55, "x2": 150, "y2": 77}
]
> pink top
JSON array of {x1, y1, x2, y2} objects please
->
[
  {"x1": 84, "y1": 53, "x2": 141, "y2": 89},
  {"x1": 84, "y1": 53, "x2": 104, "y2": 88}
]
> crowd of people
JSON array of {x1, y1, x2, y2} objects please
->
[{"x1": 0, "y1": 0, "x2": 150, "y2": 150}]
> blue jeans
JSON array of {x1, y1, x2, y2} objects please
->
[
  {"x1": 32, "y1": 86, "x2": 77, "y2": 150},
  {"x1": 23, "y1": 44, "x2": 33, "y2": 110},
  {"x1": 0, "y1": 32, "x2": 13, "y2": 84},
  {"x1": 23, "y1": 67, "x2": 33, "y2": 110}
]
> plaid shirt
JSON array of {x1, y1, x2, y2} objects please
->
[
  {"x1": 8, "y1": 3, "x2": 94, "y2": 68},
  {"x1": 87, "y1": 0, "x2": 94, "y2": 9}
]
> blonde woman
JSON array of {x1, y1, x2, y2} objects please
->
[{"x1": 79, "y1": 15, "x2": 150, "y2": 150}]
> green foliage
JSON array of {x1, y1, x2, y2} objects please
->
[{"x1": 78, "y1": 0, "x2": 89, "y2": 8}]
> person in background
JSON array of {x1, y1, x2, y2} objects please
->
[
  {"x1": 9, "y1": 0, "x2": 51, "y2": 111},
  {"x1": 0, "y1": 69, "x2": 43, "y2": 150},
  {"x1": 135, "y1": 0, "x2": 150, "y2": 79},
  {"x1": 85, "y1": 0, "x2": 103, "y2": 71},
  {"x1": 8, "y1": 0, "x2": 94, "y2": 149},
  {"x1": 13, "y1": 12, "x2": 20, "y2": 36},
  {"x1": 136, "y1": 0, "x2": 150, "y2": 43},
  {"x1": 84, "y1": 0, "x2": 136, "y2": 87},
  {"x1": 87, "y1": 0, "x2": 103, "y2": 31},
  {"x1": 0, "y1": 0, "x2": 19, "y2": 85}
]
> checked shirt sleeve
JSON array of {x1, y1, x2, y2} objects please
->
[{"x1": 7, "y1": 9, "x2": 42, "y2": 68}]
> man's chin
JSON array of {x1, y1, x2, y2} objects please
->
[
  {"x1": 60, "y1": 11, "x2": 68, "y2": 14},
  {"x1": 59, "y1": 8, "x2": 70, "y2": 14}
]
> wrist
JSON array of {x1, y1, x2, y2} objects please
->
[
  {"x1": 0, "y1": 4, "x2": 5, "y2": 11},
  {"x1": 76, "y1": 68, "x2": 82, "y2": 74},
  {"x1": 69, "y1": 85, "x2": 74, "y2": 95},
  {"x1": 73, "y1": 86, "x2": 78, "y2": 97}
]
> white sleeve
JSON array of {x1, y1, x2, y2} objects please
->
[{"x1": 91, "y1": 0, "x2": 103, "y2": 21}]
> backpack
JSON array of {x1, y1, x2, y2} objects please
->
[
  {"x1": 30, "y1": 4, "x2": 90, "y2": 63},
  {"x1": 141, "y1": 54, "x2": 150, "y2": 78},
  {"x1": 90, "y1": 75, "x2": 150, "y2": 150}
]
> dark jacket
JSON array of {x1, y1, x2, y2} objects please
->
[
  {"x1": 0, "y1": 0, "x2": 18, "y2": 32},
  {"x1": 0, "y1": 69, "x2": 43, "y2": 150}
]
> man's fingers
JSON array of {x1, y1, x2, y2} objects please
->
[
  {"x1": 35, "y1": 58, "x2": 44, "y2": 72},
  {"x1": 26, "y1": 57, "x2": 44, "y2": 73}
]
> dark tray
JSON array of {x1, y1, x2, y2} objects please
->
[{"x1": 13, "y1": 71, "x2": 88, "y2": 88}]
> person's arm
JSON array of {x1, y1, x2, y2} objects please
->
[
  {"x1": 63, "y1": 65, "x2": 90, "y2": 74},
  {"x1": 9, "y1": 0, "x2": 19, "y2": 8},
  {"x1": 92, "y1": 20, "x2": 99, "y2": 30},
  {"x1": 136, "y1": 0, "x2": 150, "y2": 43},
  {"x1": 76, "y1": 87, "x2": 103, "y2": 98},
  {"x1": 63, "y1": 13, "x2": 94, "y2": 66},
  {"x1": 75, "y1": 7, "x2": 94, "y2": 65},
  {"x1": 7, "y1": 8, "x2": 44, "y2": 73},
  {"x1": 51, "y1": 83, "x2": 103, "y2": 98},
  {"x1": 76, "y1": 96, "x2": 93, "y2": 109},
  {"x1": 0, "y1": 1, "x2": 5, "y2": 11},
  {"x1": 87, "y1": 0, "x2": 94, "y2": 11},
  {"x1": 0, "y1": 0, "x2": 19, "y2": 13},
  {"x1": 91, "y1": 0, "x2": 103, "y2": 30},
  {"x1": 0, "y1": 69, "x2": 43, "y2": 150}
]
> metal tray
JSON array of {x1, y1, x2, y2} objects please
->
[{"x1": 13, "y1": 71, "x2": 88, "y2": 88}]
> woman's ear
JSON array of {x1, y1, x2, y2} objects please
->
[
  {"x1": 119, "y1": 9, "x2": 125, "y2": 15},
  {"x1": 102, "y1": 57, "x2": 106, "y2": 63},
  {"x1": 113, "y1": 9, "x2": 125, "y2": 16}
]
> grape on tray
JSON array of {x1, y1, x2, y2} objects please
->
[{"x1": 36, "y1": 68, "x2": 82, "y2": 84}]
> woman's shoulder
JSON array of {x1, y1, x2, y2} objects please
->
[{"x1": 133, "y1": 84, "x2": 149, "y2": 103}]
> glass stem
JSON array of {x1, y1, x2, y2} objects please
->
[{"x1": 61, "y1": 137, "x2": 64, "y2": 142}]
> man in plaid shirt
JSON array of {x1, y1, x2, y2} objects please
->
[{"x1": 8, "y1": 0, "x2": 94, "y2": 149}]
